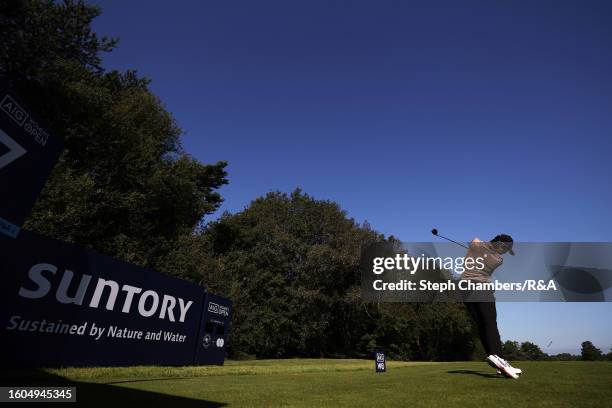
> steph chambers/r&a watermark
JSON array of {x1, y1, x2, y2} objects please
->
[{"x1": 372, "y1": 279, "x2": 558, "y2": 292}]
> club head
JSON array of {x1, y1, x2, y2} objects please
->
[{"x1": 431, "y1": 228, "x2": 438, "y2": 236}]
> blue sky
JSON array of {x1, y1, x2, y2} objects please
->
[{"x1": 92, "y1": 0, "x2": 612, "y2": 354}]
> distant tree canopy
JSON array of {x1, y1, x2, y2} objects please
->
[
  {"x1": 520, "y1": 341, "x2": 547, "y2": 361},
  {"x1": 502, "y1": 340, "x2": 549, "y2": 361},
  {"x1": 1, "y1": 0, "x2": 228, "y2": 273},
  {"x1": 581, "y1": 341, "x2": 603, "y2": 361},
  {"x1": 501, "y1": 340, "x2": 523, "y2": 360},
  {"x1": 198, "y1": 190, "x2": 475, "y2": 360},
  {"x1": 549, "y1": 353, "x2": 578, "y2": 361}
]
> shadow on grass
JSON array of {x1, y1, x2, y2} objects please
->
[
  {"x1": 1, "y1": 369, "x2": 227, "y2": 407},
  {"x1": 104, "y1": 377, "x2": 194, "y2": 385},
  {"x1": 447, "y1": 369, "x2": 502, "y2": 379}
]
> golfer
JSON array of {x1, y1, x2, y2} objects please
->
[{"x1": 462, "y1": 234, "x2": 522, "y2": 379}]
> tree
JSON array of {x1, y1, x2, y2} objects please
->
[
  {"x1": 200, "y1": 189, "x2": 382, "y2": 357},
  {"x1": 550, "y1": 353, "x2": 576, "y2": 361},
  {"x1": 1, "y1": 0, "x2": 116, "y2": 79},
  {"x1": 520, "y1": 341, "x2": 548, "y2": 360},
  {"x1": 581, "y1": 341, "x2": 603, "y2": 361},
  {"x1": 1, "y1": 0, "x2": 228, "y2": 276},
  {"x1": 411, "y1": 303, "x2": 474, "y2": 361},
  {"x1": 200, "y1": 189, "x2": 476, "y2": 360},
  {"x1": 502, "y1": 340, "x2": 524, "y2": 360}
]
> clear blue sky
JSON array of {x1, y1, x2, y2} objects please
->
[{"x1": 92, "y1": 0, "x2": 612, "y2": 354}]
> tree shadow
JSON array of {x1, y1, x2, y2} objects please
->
[
  {"x1": 447, "y1": 369, "x2": 502, "y2": 379},
  {"x1": 1, "y1": 369, "x2": 227, "y2": 407},
  {"x1": 104, "y1": 377, "x2": 194, "y2": 385}
]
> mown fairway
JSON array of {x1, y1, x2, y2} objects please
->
[{"x1": 5, "y1": 359, "x2": 612, "y2": 407}]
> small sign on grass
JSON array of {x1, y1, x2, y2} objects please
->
[{"x1": 375, "y1": 350, "x2": 386, "y2": 373}]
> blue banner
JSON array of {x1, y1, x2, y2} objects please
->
[{"x1": 0, "y1": 229, "x2": 231, "y2": 367}]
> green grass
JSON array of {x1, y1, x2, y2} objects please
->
[{"x1": 4, "y1": 359, "x2": 612, "y2": 407}]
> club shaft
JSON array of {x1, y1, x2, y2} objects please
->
[{"x1": 436, "y1": 233, "x2": 469, "y2": 249}]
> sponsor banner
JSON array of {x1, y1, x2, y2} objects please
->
[
  {"x1": 0, "y1": 79, "x2": 64, "y2": 238},
  {"x1": 0, "y1": 229, "x2": 226, "y2": 367},
  {"x1": 194, "y1": 293, "x2": 232, "y2": 365}
]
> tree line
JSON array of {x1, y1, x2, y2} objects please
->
[
  {"x1": 3, "y1": 0, "x2": 609, "y2": 362},
  {"x1": 502, "y1": 340, "x2": 612, "y2": 362}
]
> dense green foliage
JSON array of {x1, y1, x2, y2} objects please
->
[
  {"x1": 1, "y1": 0, "x2": 227, "y2": 273},
  {"x1": 502, "y1": 341, "x2": 548, "y2": 361},
  {"x1": 581, "y1": 341, "x2": 604, "y2": 361},
  {"x1": 549, "y1": 353, "x2": 578, "y2": 361},
  {"x1": 198, "y1": 190, "x2": 475, "y2": 360}
]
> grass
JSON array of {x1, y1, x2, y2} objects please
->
[{"x1": 3, "y1": 359, "x2": 612, "y2": 407}]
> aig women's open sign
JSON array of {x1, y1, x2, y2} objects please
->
[
  {"x1": 375, "y1": 350, "x2": 386, "y2": 373},
  {"x1": 0, "y1": 79, "x2": 63, "y2": 238},
  {"x1": 0, "y1": 230, "x2": 231, "y2": 367}
]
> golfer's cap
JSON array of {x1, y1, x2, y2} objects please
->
[{"x1": 492, "y1": 234, "x2": 515, "y2": 255}]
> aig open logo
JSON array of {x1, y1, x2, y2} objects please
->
[
  {"x1": 207, "y1": 302, "x2": 229, "y2": 317},
  {"x1": 375, "y1": 351, "x2": 386, "y2": 373},
  {"x1": 1, "y1": 94, "x2": 49, "y2": 146},
  {"x1": 1, "y1": 94, "x2": 28, "y2": 125}
]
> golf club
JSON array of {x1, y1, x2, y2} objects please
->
[{"x1": 431, "y1": 228, "x2": 469, "y2": 249}]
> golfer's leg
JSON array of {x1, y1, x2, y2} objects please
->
[
  {"x1": 465, "y1": 301, "x2": 492, "y2": 355},
  {"x1": 479, "y1": 301, "x2": 503, "y2": 357},
  {"x1": 464, "y1": 301, "x2": 477, "y2": 322}
]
